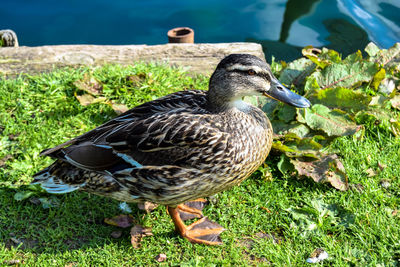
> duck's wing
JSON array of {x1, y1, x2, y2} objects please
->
[{"x1": 40, "y1": 90, "x2": 228, "y2": 171}]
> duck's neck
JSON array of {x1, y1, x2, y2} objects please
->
[{"x1": 206, "y1": 84, "x2": 249, "y2": 113}]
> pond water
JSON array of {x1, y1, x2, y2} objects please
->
[{"x1": 2, "y1": 0, "x2": 400, "y2": 61}]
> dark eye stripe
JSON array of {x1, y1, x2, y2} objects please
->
[{"x1": 230, "y1": 69, "x2": 271, "y2": 81}]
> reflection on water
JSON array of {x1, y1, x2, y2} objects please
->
[{"x1": 1, "y1": 0, "x2": 399, "y2": 61}]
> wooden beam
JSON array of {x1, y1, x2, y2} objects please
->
[{"x1": 0, "y1": 43, "x2": 265, "y2": 77}]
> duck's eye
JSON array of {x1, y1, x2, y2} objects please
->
[{"x1": 248, "y1": 69, "x2": 256, "y2": 75}]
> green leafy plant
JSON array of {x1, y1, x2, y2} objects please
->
[{"x1": 246, "y1": 42, "x2": 400, "y2": 190}]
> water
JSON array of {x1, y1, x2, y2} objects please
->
[{"x1": 1, "y1": 0, "x2": 400, "y2": 61}]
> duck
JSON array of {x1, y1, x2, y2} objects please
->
[{"x1": 32, "y1": 54, "x2": 310, "y2": 245}]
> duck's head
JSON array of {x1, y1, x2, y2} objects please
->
[{"x1": 207, "y1": 54, "x2": 311, "y2": 111}]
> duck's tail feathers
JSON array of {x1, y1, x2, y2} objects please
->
[{"x1": 32, "y1": 167, "x2": 83, "y2": 194}]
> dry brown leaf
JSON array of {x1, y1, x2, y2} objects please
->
[
  {"x1": 104, "y1": 214, "x2": 135, "y2": 228},
  {"x1": 0, "y1": 154, "x2": 12, "y2": 167},
  {"x1": 75, "y1": 94, "x2": 106, "y2": 106},
  {"x1": 378, "y1": 162, "x2": 387, "y2": 171},
  {"x1": 110, "y1": 101, "x2": 129, "y2": 115},
  {"x1": 130, "y1": 225, "x2": 153, "y2": 249},
  {"x1": 155, "y1": 253, "x2": 167, "y2": 262},
  {"x1": 380, "y1": 179, "x2": 391, "y2": 189},
  {"x1": 126, "y1": 73, "x2": 146, "y2": 85},
  {"x1": 365, "y1": 168, "x2": 377, "y2": 177},
  {"x1": 110, "y1": 231, "x2": 122, "y2": 239},
  {"x1": 73, "y1": 74, "x2": 103, "y2": 95},
  {"x1": 390, "y1": 95, "x2": 400, "y2": 110},
  {"x1": 292, "y1": 154, "x2": 349, "y2": 191},
  {"x1": 3, "y1": 259, "x2": 21, "y2": 265},
  {"x1": 137, "y1": 202, "x2": 158, "y2": 213}
]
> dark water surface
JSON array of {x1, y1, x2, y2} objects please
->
[{"x1": 2, "y1": 0, "x2": 400, "y2": 61}]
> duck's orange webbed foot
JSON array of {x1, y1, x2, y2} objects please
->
[{"x1": 167, "y1": 199, "x2": 225, "y2": 245}]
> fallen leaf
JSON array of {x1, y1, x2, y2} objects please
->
[
  {"x1": 137, "y1": 202, "x2": 158, "y2": 213},
  {"x1": 119, "y1": 202, "x2": 132, "y2": 213},
  {"x1": 306, "y1": 248, "x2": 328, "y2": 263},
  {"x1": 292, "y1": 154, "x2": 349, "y2": 191},
  {"x1": 378, "y1": 78, "x2": 396, "y2": 95},
  {"x1": 75, "y1": 94, "x2": 106, "y2": 106},
  {"x1": 155, "y1": 253, "x2": 167, "y2": 262},
  {"x1": 73, "y1": 74, "x2": 103, "y2": 95},
  {"x1": 38, "y1": 196, "x2": 60, "y2": 209},
  {"x1": 29, "y1": 197, "x2": 41, "y2": 205},
  {"x1": 126, "y1": 73, "x2": 146, "y2": 85},
  {"x1": 109, "y1": 101, "x2": 129, "y2": 115},
  {"x1": 365, "y1": 168, "x2": 377, "y2": 177},
  {"x1": 261, "y1": 207, "x2": 271, "y2": 213},
  {"x1": 390, "y1": 95, "x2": 400, "y2": 110},
  {"x1": 378, "y1": 162, "x2": 387, "y2": 171},
  {"x1": 369, "y1": 95, "x2": 388, "y2": 106},
  {"x1": 380, "y1": 179, "x2": 391, "y2": 189},
  {"x1": 104, "y1": 214, "x2": 135, "y2": 228},
  {"x1": 0, "y1": 154, "x2": 12, "y2": 167},
  {"x1": 14, "y1": 191, "x2": 35, "y2": 201},
  {"x1": 3, "y1": 259, "x2": 21, "y2": 265},
  {"x1": 130, "y1": 225, "x2": 153, "y2": 249},
  {"x1": 10, "y1": 237, "x2": 22, "y2": 246},
  {"x1": 110, "y1": 231, "x2": 122, "y2": 239},
  {"x1": 350, "y1": 183, "x2": 364, "y2": 193}
]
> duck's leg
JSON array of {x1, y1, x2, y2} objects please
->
[
  {"x1": 167, "y1": 203, "x2": 225, "y2": 245},
  {"x1": 178, "y1": 198, "x2": 208, "y2": 221}
]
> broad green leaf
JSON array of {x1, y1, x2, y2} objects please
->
[
  {"x1": 279, "y1": 57, "x2": 315, "y2": 86},
  {"x1": 343, "y1": 50, "x2": 363, "y2": 64},
  {"x1": 369, "y1": 95, "x2": 389, "y2": 106},
  {"x1": 374, "y1": 42, "x2": 400, "y2": 67},
  {"x1": 355, "y1": 108, "x2": 400, "y2": 135},
  {"x1": 310, "y1": 60, "x2": 378, "y2": 90},
  {"x1": 270, "y1": 56, "x2": 284, "y2": 74},
  {"x1": 276, "y1": 154, "x2": 294, "y2": 175},
  {"x1": 244, "y1": 96, "x2": 278, "y2": 118},
  {"x1": 302, "y1": 46, "x2": 330, "y2": 69},
  {"x1": 372, "y1": 68, "x2": 386, "y2": 90},
  {"x1": 308, "y1": 87, "x2": 371, "y2": 111},
  {"x1": 272, "y1": 121, "x2": 311, "y2": 138},
  {"x1": 297, "y1": 104, "x2": 360, "y2": 136},
  {"x1": 304, "y1": 75, "x2": 320, "y2": 92},
  {"x1": 365, "y1": 42, "x2": 380, "y2": 57},
  {"x1": 277, "y1": 105, "x2": 296, "y2": 122},
  {"x1": 273, "y1": 134, "x2": 322, "y2": 160}
]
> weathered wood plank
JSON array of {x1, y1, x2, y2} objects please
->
[{"x1": 0, "y1": 43, "x2": 264, "y2": 76}]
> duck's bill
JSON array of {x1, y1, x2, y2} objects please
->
[{"x1": 263, "y1": 80, "x2": 311, "y2": 108}]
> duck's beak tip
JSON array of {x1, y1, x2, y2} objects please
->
[{"x1": 264, "y1": 80, "x2": 311, "y2": 108}]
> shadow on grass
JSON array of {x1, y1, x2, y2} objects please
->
[
  {"x1": 0, "y1": 186, "x2": 177, "y2": 254},
  {"x1": 0, "y1": 173, "x2": 331, "y2": 255}
]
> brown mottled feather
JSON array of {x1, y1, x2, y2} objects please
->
[{"x1": 32, "y1": 54, "x2": 293, "y2": 207}]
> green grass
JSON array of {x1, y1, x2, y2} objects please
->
[{"x1": 1, "y1": 64, "x2": 400, "y2": 266}]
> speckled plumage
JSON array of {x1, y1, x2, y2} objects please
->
[
  {"x1": 33, "y1": 88, "x2": 272, "y2": 206},
  {"x1": 33, "y1": 54, "x2": 310, "y2": 245}
]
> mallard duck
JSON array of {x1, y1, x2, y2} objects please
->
[{"x1": 32, "y1": 54, "x2": 310, "y2": 245}]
